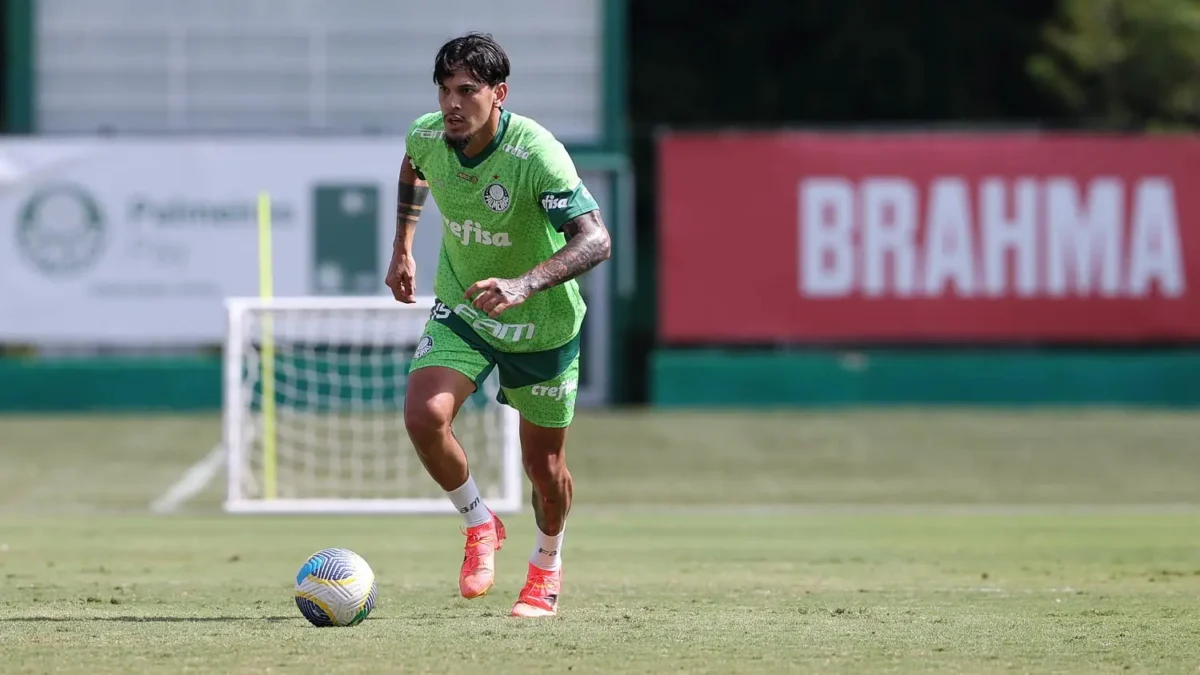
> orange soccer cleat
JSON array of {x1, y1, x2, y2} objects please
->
[
  {"x1": 510, "y1": 563, "x2": 562, "y2": 618},
  {"x1": 459, "y1": 511, "x2": 506, "y2": 599}
]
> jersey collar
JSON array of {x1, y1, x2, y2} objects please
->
[{"x1": 454, "y1": 108, "x2": 511, "y2": 169}]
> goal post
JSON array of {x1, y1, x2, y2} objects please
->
[{"x1": 222, "y1": 295, "x2": 523, "y2": 514}]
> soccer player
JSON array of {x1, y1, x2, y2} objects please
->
[{"x1": 385, "y1": 33, "x2": 612, "y2": 618}]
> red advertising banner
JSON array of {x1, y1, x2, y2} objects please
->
[{"x1": 659, "y1": 132, "x2": 1200, "y2": 343}]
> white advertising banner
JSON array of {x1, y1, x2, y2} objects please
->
[{"x1": 0, "y1": 139, "x2": 612, "y2": 402}]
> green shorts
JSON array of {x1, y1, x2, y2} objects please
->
[{"x1": 408, "y1": 300, "x2": 581, "y2": 428}]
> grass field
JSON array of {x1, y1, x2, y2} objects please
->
[{"x1": 2, "y1": 408, "x2": 1200, "y2": 673}]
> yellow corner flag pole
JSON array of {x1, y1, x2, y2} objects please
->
[{"x1": 258, "y1": 192, "x2": 277, "y2": 500}]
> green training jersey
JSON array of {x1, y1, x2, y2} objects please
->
[{"x1": 405, "y1": 108, "x2": 599, "y2": 354}]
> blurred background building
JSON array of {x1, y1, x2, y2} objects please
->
[{"x1": 2, "y1": 0, "x2": 1199, "y2": 412}]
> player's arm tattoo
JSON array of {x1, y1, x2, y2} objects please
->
[
  {"x1": 395, "y1": 156, "x2": 429, "y2": 250},
  {"x1": 396, "y1": 180, "x2": 428, "y2": 224},
  {"x1": 518, "y1": 210, "x2": 612, "y2": 296}
]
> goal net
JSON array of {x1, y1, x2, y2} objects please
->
[{"x1": 222, "y1": 295, "x2": 522, "y2": 514}]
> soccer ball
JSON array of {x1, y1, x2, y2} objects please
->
[{"x1": 293, "y1": 548, "x2": 378, "y2": 627}]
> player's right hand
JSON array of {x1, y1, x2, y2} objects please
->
[{"x1": 385, "y1": 252, "x2": 417, "y2": 303}]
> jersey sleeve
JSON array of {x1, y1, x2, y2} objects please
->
[
  {"x1": 529, "y1": 140, "x2": 600, "y2": 231},
  {"x1": 404, "y1": 112, "x2": 443, "y2": 180}
]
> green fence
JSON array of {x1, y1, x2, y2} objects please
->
[
  {"x1": 0, "y1": 348, "x2": 503, "y2": 413},
  {"x1": 3, "y1": 0, "x2": 35, "y2": 133},
  {"x1": 651, "y1": 348, "x2": 1200, "y2": 408},
  {"x1": 0, "y1": 357, "x2": 221, "y2": 412}
]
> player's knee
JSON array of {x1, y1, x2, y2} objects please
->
[
  {"x1": 403, "y1": 395, "x2": 454, "y2": 449},
  {"x1": 523, "y1": 449, "x2": 569, "y2": 491}
]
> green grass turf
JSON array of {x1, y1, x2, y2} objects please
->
[
  {"x1": 4, "y1": 408, "x2": 1200, "y2": 513},
  {"x1": 3, "y1": 514, "x2": 1200, "y2": 674},
  {"x1": 1, "y1": 409, "x2": 1199, "y2": 672}
]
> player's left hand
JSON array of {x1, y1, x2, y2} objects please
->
[{"x1": 464, "y1": 277, "x2": 530, "y2": 318}]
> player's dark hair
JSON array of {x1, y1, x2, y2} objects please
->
[{"x1": 433, "y1": 33, "x2": 511, "y2": 88}]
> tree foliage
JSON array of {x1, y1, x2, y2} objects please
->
[{"x1": 1028, "y1": 0, "x2": 1200, "y2": 130}]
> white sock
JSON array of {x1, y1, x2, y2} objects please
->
[
  {"x1": 446, "y1": 475, "x2": 489, "y2": 527},
  {"x1": 530, "y1": 525, "x2": 565, "y2": 571}
]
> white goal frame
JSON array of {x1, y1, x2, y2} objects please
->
[{"x1": 221, "y1": 295, "x2": 523, "y2": 515}]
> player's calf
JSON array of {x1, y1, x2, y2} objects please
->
[{"x1": 524, "y1": 452, "x2": 573, "y2": 536}]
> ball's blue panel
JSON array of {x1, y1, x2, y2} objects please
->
[
  {"x1": 308, "y1": 548, "x2": 358, "y2": 581},
  {"x1": 295, "y1": 554, "x2": 325, "y2": 585},
  {"x1": 364, "y1": 581, "x2": 378, "y2": 614},
  {"x1": 295, "y1": 595, "x2": 334, "y2": 627}
]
